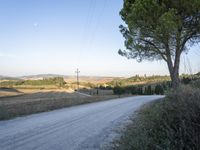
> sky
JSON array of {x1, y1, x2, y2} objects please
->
[{"x1": 0, "y1": 0, "x2": 200, "y2": 77}]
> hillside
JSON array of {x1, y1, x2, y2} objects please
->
[
  {"x1": 1, "y1": 73, "x2": 199, "y2": 90},
  {"x1": 0, "y1": 75, "x2": 20, "y2": 81},
  {"x1": 64, "y1": 76, "x2": 123, "y2": 84},
  {"x1": 108, "y1": 75, "x2": 170, "y2": 86},
  {"x1": 0, "y1": 74, "x2": 122, "y2": 84}
]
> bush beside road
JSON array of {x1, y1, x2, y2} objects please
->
[{"x1": 112, "y1": 83, "x2": 200, "y2": 150}]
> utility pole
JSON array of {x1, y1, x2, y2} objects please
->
[{"x1": 75, "y1": 68, "x2": 80, "y2": 91}]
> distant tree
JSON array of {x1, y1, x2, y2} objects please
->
[
  {"x1": 130, "y1": 86, "x2": 136, "y2": 94},
  {"x1": 144, "y1": 86, "x2": 152, "y2": 95},
  {"x1": 147, "y1": 85, "x2": 152, "y2": 95},
  {"x1": 105, "y1": 86, "x2": 112, "y2": 90},
  {"x1": 182, "y1": 77, "x2": 192, "y2": 84},
  {"x1": 155, "y1": 84, "x2": 164, "y2": 95},
  {"x1": 119, "y1": 0, "x2": 200, "y2": 88},
  {"x1": 96, "y1": 89, "x2": 99, "y2": 95},
  {"x1": 144, "y1": 86, "x2": 148, "y2": 95},
  {"x1": 99, "y1": 85, "x2": 106, "y2": 90},
  {"x1": 136, "y1": 86, "x2": 143, "y2": 95},
  {"x1": 128, "y1": 86, "x2": 137, "y2": 95},
  {"x1": 55, "y1": 77, "x2": 65, "y2": 87},
  {"x1": 113, "y1": 86, "x2": 126, "y2": 97}
]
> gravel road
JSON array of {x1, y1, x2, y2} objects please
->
[{"x1": 0, "y1": 95, "x2": 163, "y2": 150}]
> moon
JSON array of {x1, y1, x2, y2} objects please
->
[{"x1": 33, "y1": 23, "x2": 38, "y2": 27}]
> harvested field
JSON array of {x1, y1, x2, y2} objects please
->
[
  {"x1": 0, "y1": 89, "x2": 121, "y2": 120},
  {"x1": 0, "y1": 88, "x2": 22, "y2": 98}
]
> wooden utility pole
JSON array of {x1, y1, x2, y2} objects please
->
[{"x1": 75, "y1": 68, "x2": 80, "y2": 91}]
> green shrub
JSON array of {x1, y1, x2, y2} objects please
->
[
  {"x1": 155, "y1": 84, "x2": 164, "y2": 95},
  {"x1": 147, "y1": 85, "x2": 152, "y2": 95},
  {"x1": 113, "y1": 86, "x2": 126, "y2": 96},
  {"x1": 0, "y1": 77, "x2": 66, "y2": 87},
  {"x1": 113, "y1": 85, "x2": 200, "y2": 150},
  {"x1": 191, "y1": 79, "x2": 200, "y2": 89},
  {"x1": 143, "y1": 86, "x2": 153, "y2": 95},
  {"x1": 136, "y1": 86, "x2": 143, "y2": 95},
  {"x1": 181, "y1": 77, "x2": 192, "y2": 84}
]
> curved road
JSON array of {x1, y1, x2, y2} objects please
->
[{"x1": 0, "y1": 95, "x2": 163, "y2": 150}]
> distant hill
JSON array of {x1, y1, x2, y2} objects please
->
[
  {"x1": 108, "y1": 75, "x2": 170, "y2": 86},
  {"x1": 64, "y1": 76, "x2": 123, "y2": 84},
  {"x1": 0, "y1": 75, "x2": 20, "y2": 80},
  {"x1": 20, "y1": 74, "x2": 64, "y2": 80},
  {"x1": 1, "y1": 73, "x2": 199, "y2": 88},
  {"x1": 0, "y1": 74, "x2": 123, "y2": 84},
  {"x1": 0, "y1": 74, "x2": 171, "y2": 85}
]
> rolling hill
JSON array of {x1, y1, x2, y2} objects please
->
[{"x1": 0, "y1": 74, "x2": 123, "y2": 84}]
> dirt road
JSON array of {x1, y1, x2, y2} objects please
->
[{"x1": 0, "y1": 95, "x2": 163, "y2": 150}]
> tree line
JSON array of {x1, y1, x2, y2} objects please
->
[
  {"x1": 0, "y1": 77, "x2": 66, "y2": 87},
  {"x1": 113, "y1": 73, "x2": 200, "y2": 96},
  {"x1": 113, "y1": 82, "x2": 168, "y2": 96}
]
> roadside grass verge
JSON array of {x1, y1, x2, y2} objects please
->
[
  {"x1": 0, "y1": 94, "x2": 130, "y2": 121},
  {"x1": 112, "y1": 85, "x2": 200, "y2": 150}
]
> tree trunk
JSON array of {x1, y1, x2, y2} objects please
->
[
  {"x1": 171, "y1": 71, "x2": 180, "y2": 88},
  {"x1": 167, "y1": 62, "x2": 180, "y2": 88},
  {"x1": 166, "y1": 51, "x2": 181, "y2": 88},
  {"x1": 165, "y1": 33, "x2": 182, "y2": 89},
  {"x1": 167, "y1": 56, "x2": 181, "y2": 88},
  {"x1": 172, "y1": 34, "x2": 181, "y2": 88}
]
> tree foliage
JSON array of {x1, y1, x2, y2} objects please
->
[
  {"x1": 119, "y1": 0, "x2": 200, "y2": 88},
  {"x1": 0, "y1": 77, "x2": 66, "y2": 87},
  {"x1": 113, "y1": 86, "x2": 126, "y2": 96}
]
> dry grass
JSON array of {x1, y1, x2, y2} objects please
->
[
  {"x1": 0, "y1": 89, "x2": 123, "y2": 120},
  {"x1": 0, "y1": 91, "x2": 21, "y2": 97},
  {"x1": 0, "y1": 88, "x2": 22, "y2": 98},
  {"x1": 0, "y1": 87, "x2": 74, "y2": 98},
  {"x1": 112, "y1": 85, "x2": 200, "y2": 150}
]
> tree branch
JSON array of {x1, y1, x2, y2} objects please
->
[{"x1": 139, "y1": 38, "x2": 167, "y2": 61}]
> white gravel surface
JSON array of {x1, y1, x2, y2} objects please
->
[{"x1": 0, "y1": 95, "x2": 163, "y2": 150}]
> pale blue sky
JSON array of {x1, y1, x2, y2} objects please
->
[{"x1": 0, "y1": 0, "x2": 200, "y2": 77}]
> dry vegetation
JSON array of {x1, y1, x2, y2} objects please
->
[
  {"x1": 0, "y1": 76, "x2": 130, "y2": 120},
  {"x1": 0, "y1": 88, "x2": 23, "y2": 97},
  {"x1": 112, "y1": 83, "x2": 200, "y2": 150},
  {"x1": 0, "y1": 88, "x2": 122, "y2": 120}
]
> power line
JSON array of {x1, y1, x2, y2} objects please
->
[
  {"x1": 182, "y1": 54, "x2": 187, "y2": 74},
  {"x1": 88, "y1": 0, "x2": 108, "y2": 47},
  {"x1": 80, "y1": 0, "x2": 97, "y2": 49},
  {"x1": 186, "y1": 55, "x2": 193, "y2": 74},
  {"x1": 75, "y1": 0, "x2": 96, "y2": 75},
  {"x1": 76, "y1": 0, "x2": 97, "y2": 67}
]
